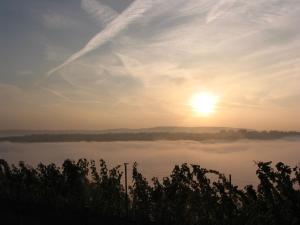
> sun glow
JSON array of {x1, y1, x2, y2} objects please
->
[{"x1": 190, "y1": 93, "x2": 219, "y2": 116}]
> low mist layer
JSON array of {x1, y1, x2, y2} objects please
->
[{"x1": 1, "y1": 140, "x2": 299, "y2": 186}]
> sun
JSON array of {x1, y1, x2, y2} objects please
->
[{"x1": 189, "y1": 92, "x2": 219, "y2": 116}]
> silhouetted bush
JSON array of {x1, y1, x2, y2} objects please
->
[{"x1": 0, "y1": 158, "x2": 299, "y2": 225}]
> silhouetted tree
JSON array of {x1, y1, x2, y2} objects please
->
[{"x1": 0, "y1": 158, "x2": 299, "y2": 225}]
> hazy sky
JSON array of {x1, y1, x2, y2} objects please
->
[{"x1": 1, "y1": 0, "x2": 300, "y2": 130}]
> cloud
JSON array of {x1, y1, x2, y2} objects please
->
[
  {"x1": 44, "y1": 44, "x2": 72, "y2": 62},
  {"x1": 47, "y1": 0, "x2": 155, "y2": 76},
  {"x1": 40, "y1": 52, "x2": 143, "y2": 106},
  {"x1": 41, "y1": 86, "x2": 106, "y2": 104},
  {"x1": 206, "y1": 0, "x2": 237, "y2": 23},
  {"x1": 0, "y1": 83, "x2": 25, "y2": 107},
  {"x1": 16, "y1": 70, "x2": 33, "y2": 76},
  {"x1": 21, "y1": 0, "x2": 300, "y2": 130},
  {"x1": 43, "y1": 12, "x2": 80, "y2": 29},
  {"x1": 40, "y1": 87, "x2": 72, "y2": 102},
  {"x1": 0, "y1": 83, "x2": 21, "y2": 94},
  {"x1": 81, "y1": 0, "x2": 118, "y2": 26}
]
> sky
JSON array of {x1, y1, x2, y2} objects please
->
[{"x1": 1, "y1": 0, "x2": 300, "y2": 130}]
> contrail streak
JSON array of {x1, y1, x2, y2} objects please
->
[{"x1": 47, "y1": 0, "x2": 154, "y2": 76}]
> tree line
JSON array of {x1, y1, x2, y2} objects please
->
[
  {"x1": 1, "y1": 129, "x2": 300, "y2": 143},
  {"x1": 0, "y1": 158, "x2": 300, "y2": 225}
]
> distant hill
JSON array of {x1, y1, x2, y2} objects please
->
[
  {"x1": 100, "y1": 126, "x2": 245, "y2": 134},
  {"x1": 1, "y1": 128, "x2": 299, "y2": 143},
  {"x1": 0, "y1": 126, "x2": 243, "y2": 137}
]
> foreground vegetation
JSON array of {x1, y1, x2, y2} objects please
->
[{"x1": 0, "y1": 159, "x2": 300, "y2": 225}]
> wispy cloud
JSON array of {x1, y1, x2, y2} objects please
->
[
  {"x1": 3, "y1": 0, "x2": 300, "y2": 130},
  {"x1": 206, "y1": 0, "x2": 237, "y2": 23},
  {"x1": 16, "y1": 70, "x2": 33, "y2": 76},
  {"x1": 41, "y1": 86, "x2": 104, "y2": 104},
  {"x1": 40, "y1": 87, "x2": 72, "y2": 102},
  {"x1": 47, "y1": 0, "x2": 155, "y2": 76},
  {"x1": 43, "y1": 12, "x2": 80, "y2": 29},
  {"x1": 81, "y1": 0, "x2": 118, "y2": 26}
]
